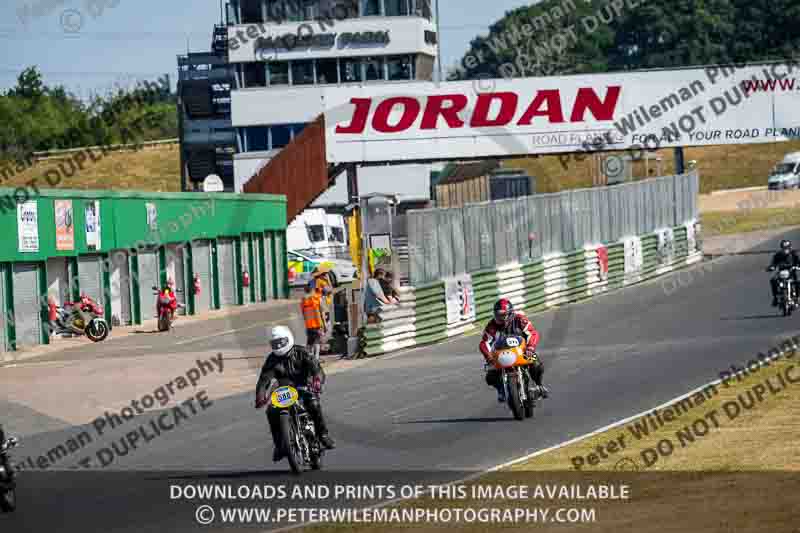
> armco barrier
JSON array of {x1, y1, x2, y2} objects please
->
[{"x1": 359, "y1": 220, "x2": 702, "y2": 357}]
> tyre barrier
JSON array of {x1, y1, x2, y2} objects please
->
[{"x1": 359, "y1": 221, "x2": 702, "y2": 357}]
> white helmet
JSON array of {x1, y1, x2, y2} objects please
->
[{"x1": 270, "y1": 325, "x2": 294, "y2": 356}]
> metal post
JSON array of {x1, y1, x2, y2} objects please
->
[
  {"x1": 674, "y1": 147, "x2": 686, "y2": 175},
  {"x1": 347, "y1": 164, "x2": 359, "y2": 206},
  {"x1": 435, "y1": 0, "x2": 443, "y2": 83}
]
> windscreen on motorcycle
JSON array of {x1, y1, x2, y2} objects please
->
[{"x1": 494, "y1": 335, "x2": 526, "y2": 351}]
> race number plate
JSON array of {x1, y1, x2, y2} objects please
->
[{"x1": 271, "y1": 386, "x2": 299, "y2": 408}]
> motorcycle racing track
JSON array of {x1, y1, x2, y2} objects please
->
[{"x1": 2, "y1": 229, "x2": 798, "y2": 532}]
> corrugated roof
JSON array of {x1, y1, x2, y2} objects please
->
[{"x1": 438, "y1": 160, "x2": 500, "y2": 185}]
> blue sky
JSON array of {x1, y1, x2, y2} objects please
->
[{"x1": 0, "y1": 0, "x2": 528, "y2": 96}]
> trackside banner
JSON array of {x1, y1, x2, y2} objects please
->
[{"x1": 322, "y1": 61, "x2": 800, "y2": 164}]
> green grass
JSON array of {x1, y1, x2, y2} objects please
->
[
  {"x1": 700, "y1": 207, "x2": 800, "y2": 237},
  {"x1": 3, "y1": 137, "x2": 800, "y2": 196},
  {"x1": 505, "y1": 139, "x2": 800, "y2": 194}
]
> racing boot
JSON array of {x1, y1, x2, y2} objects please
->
[
  {"x1": 273, "y1": 447, "x2": 286, "y2": 462},
  {"x1": 530, "y1": 362, "x2": 549, "y2": 399},
  {"x1": 320, "y1": 434, "x2": 336, "y2": 450},
  {"x1": 495, "y1": 383, "x2": 506, "y2": 403}
]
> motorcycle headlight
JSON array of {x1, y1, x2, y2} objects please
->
[
  {"x1": 0, "y1": 464, "x2": 6, "y2": 477},
  {"x1": 780, "y1": 270, "x2": 790, "y2": 279}
]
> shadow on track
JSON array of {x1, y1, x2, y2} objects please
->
[
  {"x1": 720, "y1": 314, "x2": 781, "y2": 320},
  {"x1": 396, "y1": 417, "x2": 511, "y2": 425}
]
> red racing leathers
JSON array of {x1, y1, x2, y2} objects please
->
[{"x1": 479, "y1": 311, "x2": 540, "y2": 362}]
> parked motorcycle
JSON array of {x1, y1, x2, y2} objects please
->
[
  {"x1": 264, "y1": 381, "x2": 324, "y2": 475},
  {"x1": 0, "y1": 426, "x2": 18, "y2": 513},
  {"x1": 152, "y1": 286, "x2": 183, "y2": 332},
  {"x1": 53, "y1": 295, "x2": 109, "y2": 342},
  {"x1": 490, "y1": 334, "x2": 538, "y2": 420},
  {"x1": 768, "y1": 266, "x2": 799, "y2": 316}
]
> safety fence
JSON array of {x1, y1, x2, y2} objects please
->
[
  {"x1": 408, "y1": 172, "x2": 699, "y2": 286},
  {"x1": 358, "y1": 220, "x2": 701, "y2": 358}
]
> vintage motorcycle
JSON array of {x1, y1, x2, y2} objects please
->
[
  {"x1": 53, "y1": 295, "x2": 109, "y2": 342},
  {"x1": 266, "y1": 381, "x2": 324, "y2": 475},
  {"x1": 490, "y1": 334, "x2": 538, "y2": 421},
  {"x1": 769, "y1": 265, "x2": 799, "y2": 316},
  {"x1": 0, "y1": 426, "x2": 18, "y2": 513}
]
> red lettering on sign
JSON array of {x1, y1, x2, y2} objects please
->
[
  {"x1": 571, "y1": 86, "x2": 621, "y2": 122},
  {"x1": 335, "y1": 98, "x2": 372, "y2": 134},
  {"x1": 421, "y1": 94, "x2": 467, "y2": 129},
  {"x1": 470, "y1": 92, "x2": 518, "y2": 128},
  {"x1": 373, "y1": 97, "x2": 421, "y2": 133},
  {"x1": 332, "y1": 86, "x2": 622, "y2": 135},
  {"x1": 517, "y1": 90, "x2": 564, "y2": 125}
]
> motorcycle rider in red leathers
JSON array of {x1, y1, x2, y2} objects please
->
[{"x1": 480, "y1": 298, "x2": 549, "y2": 403}]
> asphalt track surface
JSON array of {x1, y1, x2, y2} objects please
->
[{"x1": 2, "y1": 229, "x2": 798, "y2": 532}]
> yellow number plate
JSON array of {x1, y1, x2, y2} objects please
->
[{"x1": 271, "y1": 386, "x2": 299, "y2": 408}]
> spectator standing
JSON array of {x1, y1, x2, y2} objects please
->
[{"x1": 301, "y1": 284, "x2": 324, "y2": 359}]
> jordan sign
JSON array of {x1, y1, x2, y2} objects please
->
[{"x1": 322, "y1": 61, "x2": 800, "y2": 164}]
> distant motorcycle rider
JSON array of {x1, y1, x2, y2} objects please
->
[
  {"x1": 255, "y1": 326, "x2": 335, "y2": 462},
  {"x1": 479, "y1": 298, "x2": 549, "y2": 403},
  {"x1": 767, "y1": 239, "x2": 800, "y2": 306}
]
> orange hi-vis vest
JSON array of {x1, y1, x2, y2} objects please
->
[{"x1": 302, "y1": 294, "x2": 323, "y2": 329}]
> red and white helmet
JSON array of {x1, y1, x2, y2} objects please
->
[{"x1": 493, "y1": 298, "x2": 514, "y2": 327}]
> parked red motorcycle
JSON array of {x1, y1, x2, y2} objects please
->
[{"x1": 152, "y1": 285, "x2": 183, "y2": 332}]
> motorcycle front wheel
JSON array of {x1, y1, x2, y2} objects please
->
[
  {"x1": 157, "y1": 315, "x2": 170, "y2": 332},
  {"x1": 86, "y1": 320, "x2": 109, "y2": 342},
  {"x1": 506, "y1": 373, "x2": 525, "y2": 421},
  {"x1": 0, "y1": 488, "x2": 16, "y2": 513},
  {"x1": 279, "y1": 413, "x2": 303, "y2": 475}
]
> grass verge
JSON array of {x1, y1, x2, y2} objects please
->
[{"x1": 700, "y1": 207, "x2": 800, "y2": 237}]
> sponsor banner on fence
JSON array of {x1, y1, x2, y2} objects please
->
[
  {"x1": 85, "y1": 200, "x2": 101, "y2": 251},
  {"x1": 623, "y1": 237, "x2": 643, "y2": 275},
  {"x1": 55, "y1": 199, "x2": 74, "y2": 251},
  {"x1": 657, "y1": 227, "x2": 675, "y2": 265},
  {"x1": 324, "y1": 63, "x2": 800, "y2": 164},
  {"x1": 444, "y1": 274, "x2": 476, "y2": 326},
  {"x1": 597, "y1": 246, "x2": 609, "y2": 281},
  {"x1": 17, "y1": 200, "x2": 39, "y2": 253},
  {"x1": 686, "y1": 220, "x2": 698, "y2": 252}
]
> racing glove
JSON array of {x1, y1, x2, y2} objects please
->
[
  {"x1": 310, "y1": 375, "x2": 323, "y2": 394},
  {"x1": 255, "y1": 394, "x2": 267, "y2": 409}
]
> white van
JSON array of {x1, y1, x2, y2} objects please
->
[
  {"x1": 287, "y1": 208, "x2": 348, "y2": 259},
  {"x1": 768, "y1": 152, "x2": 800, "y2": 190}
]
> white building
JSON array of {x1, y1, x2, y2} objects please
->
[{"x1": 225, "y1": 0, "x2": 439, "y2": 209}]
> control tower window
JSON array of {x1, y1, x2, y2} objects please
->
[
  {"x1": 385, "y1": 0, "x2": 410, "y2": 16},
  {"x1": 267, "y1": 62, "x2": 289, "y2": 86},
  {"x1": 241, "y1": 0, "x2": 264, "y2": 23},
  {"x1": 317, "y1": 59, "x2": 339, "y2": 85},
  {"x1": 291, "y1": 60, "x2": 315, "y2": 85},
  {"x1": 363, "y1": 57, "x2": 385, "y2": 81},
  {"x1": 340, "y1": 58, "x2": 363, "y2": 83},
  {"x1": 361, "y1": 0, "x2": 381, "y2": 16},
  {"x1": 387, "y1": 55, "x2": 413, "y2": 80}
]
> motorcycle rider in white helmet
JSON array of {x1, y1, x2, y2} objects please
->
[{"x1": 255, "y1": 325, "x2": 335, "y2": 462}]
